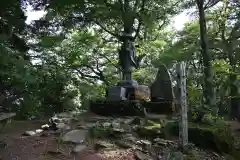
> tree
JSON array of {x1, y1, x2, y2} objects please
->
[
  {"x1": 28, "y1": 0, "x2": 183, "y2": 80},
  {"x1": 0, "y1": 0, "x2": 30, "y2": 110},
  {"x1": 207, "y1": 0, "x2": 240, "y2": 118},
  {"x1": 196, "y1": 0, "x2": 217, "y2": 113}
]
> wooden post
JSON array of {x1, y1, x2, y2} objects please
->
[{"x1": 176, "y1": 62, "x2": 188, "y2": 150}]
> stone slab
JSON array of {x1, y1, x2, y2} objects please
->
[
  {"x1": 107, "y1": 86, "x2": 127, "y2": 101},
  {"x1": 62, "y1": 129, "x2": 88, "y2": 143},
  {"x1": 0, "y1": 112, "x2": 16, "y2": 121}
]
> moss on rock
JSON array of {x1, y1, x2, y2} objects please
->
[
  {"x1": 135, "y1": 120, "x2": 164, "y2": 139},
  {"x1": 166, "y1": 121, "x2": 234, "y2": 153}
]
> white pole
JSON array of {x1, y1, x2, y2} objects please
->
[{"x1": 176, "y1": 62, "x2": 188, "y2": 150}]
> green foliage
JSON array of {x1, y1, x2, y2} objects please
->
[
  {"x1": 168, "y1": 121, "x2": 235, "y2": 152},
  {"x1": 0, "y1": 0, "x2": 239, "y2": 122}
]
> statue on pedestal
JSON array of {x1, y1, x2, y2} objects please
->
[
  {"x1": 107, "y1": 32, "x2": 150, "y2": 101},
  {"x1": 118, "y1": 33, "x2": 137, "y2": 81}
]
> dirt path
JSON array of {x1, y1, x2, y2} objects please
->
[
  {"x1": 0, "y1": 114, "x2": 135, "y2": 160},
  {"x1": 0, "y1": 121, "x2": 76, "y2": 160}
]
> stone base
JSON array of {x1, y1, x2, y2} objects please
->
[
  {"x1": 90, "y1": 99, "x2": 145, "y2": 116},
  {"x1": 107, "y1": 86, "x2": 127, "y2": 101},
  {"x1": 106, "y1": 80, "x2": 139, "y2": 101},
  {"x1": 144, "y1": 101, "x2": 174, "y2": 114},
  {"x1": 89, "y1": 99, "x2": 174, "y2": 116}
]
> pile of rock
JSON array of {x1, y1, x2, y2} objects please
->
[
  {"x1": 22, "y1": 112, "x2": 77, "y2": 137},
  {"x1": 20, "y1": 112, "x2": 230, "y2": 160}
]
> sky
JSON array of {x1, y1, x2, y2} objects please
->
[{"x1": 25, "y1": 6, "x2": 192, "y2": 31}]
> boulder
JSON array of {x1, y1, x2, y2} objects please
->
[
  {"x1": 135, "y1": 85, "x2": 151, "y2": 102},
  {"x1": 72, "y1": 144, "x2": 86, "y2": 153},
  {"x1": 35, "y1": 129, "x2": 43, "y2": 134},
  {"x1": 135, "y1": 150, "x2": 154, "y2": 160},
  {"x1": 62, "y1": 129, "x2": 87, "y2": 144},
  {"x1": 135, "y1": 120, "x2": 164, "y2": 138},
  {"x1": 56, "y1": 123, "x2": 71, "y2": 130},
  {"x1": 23, "y1": 131, "x2": 36, "y2": 136}
]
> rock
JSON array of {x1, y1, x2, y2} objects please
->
[
  {"x1": 88, "y1": 126, "x2": 112, "y2": 138},
  {"x1": 167, "y1": 151, "x2": 184, "y2": 160},
  {"x1": 201, "y1": 113, "x2": 215, "y2": 125},
  {"x1": 136, "y1": 121, "x2": 163, "y2": 138},
  {"x1": 166, "y1": 121, "x2": 235, "y2": 153},
  {"x1": 115, "y1": 140, "x2": 134, "y2": 149},
  {"x1": 135, "y1": 85, "x2": 151, "y2": 102},
  {"x1": 102, "y1": 122, "x2": 111, "y2": 128},
  {"x1": 137, "y1": 140, "x2": 151, "y2": 146},
  {"x1": 61, "y1": 118, "x2": 72, "y2": 124},
  {"x1": 94, "y1": 140, "x2": 115, "y2": 150},
  {"x1": 112, "y1": 121, "x2": 120, "y2": 128},
  {"x1": 72, "y1": 144, "x2": 86, "y2": 153},
  {"x1": 135, "y1": 151, "x2": 154, "y2": 160},
  {"x1": 153, "y1": 138, "x2": 176, "y2": 146},
  {"x1": 51, "y1": 130, "x2": 62, "y2": 136},
  {"x1": 124, "y1": 134, "x2": 137, "y2": 142},
  {"x1": 112, "y1": 128, "x2": 125, "y2": 133},
  {"x1": 62, "y1": 129, "x2": 87, "y2": 143},
  {"x1": 56, "y1": 123, "x2": 71, "y2": 130},
  {"x1": 85, "y1": 123, "x2": 96, "y2": 128},
  {"x1": 77, "y1": 125, "x2": 88, "y2": 130},
  {"x1": 124, "y1": 119, "x2": 133, "y2": 124},
  {"x1": 36, "y1": 129, "x2": 43, "y2": 134},
  {"x1": 49, "y1": 117, "x2": 62, "y2": 123},
  {"x1": 78, "y1": 123, "x2": 95, "y2": 129},
  {"x1": 23, "y1": 131, "x2": 36, "y2": 136},
  {"x1": 41, "y1": 124, "x2": 50, "y2": 130},
  {"x1": 150, "y1": 64, "x2": 174, "y2": 102},
  {"x1": 185, "y1": 149, "x2": 201, "y2": 160}
]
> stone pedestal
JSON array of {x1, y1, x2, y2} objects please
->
[
  {"x1": 107, "y1": 80, "x2": 151, "y2": 101},
  {"x1": 107, "y1": 86, "x2": 127, "y2": 101},
  {"x1": 119, "y1": 80, "x2": 138, "y2": 100},
  {"x1": 107, "y1": 80, "x2": 139, "y2": 101}
]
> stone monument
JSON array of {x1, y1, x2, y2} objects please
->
[
  {"x1": 107, "y1": 32, "x2": 147, "y2": 101},
  {"x1": 91, "y1": 33, "x2": 171, "y2": 116},
  {"x1": 145, "y1": 64, "x2": 175, "y2": 114},
  {"x1": 150, "y1": 64, "x2": 174, "y2": 102}
]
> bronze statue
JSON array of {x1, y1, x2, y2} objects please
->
[{"x1": 118, "y1": 33, "x2": 137, "y2": 80}]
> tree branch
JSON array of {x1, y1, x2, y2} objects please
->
[
  {"x1": 74, "y1": 71, "x2": 96, "y2": 84},
  {"x1": 76, "y1": 69, "x2": 100, "y2": 80},
  {"x1": 94, "y1": 20, "x2": 120, "y2": 39},
  {"x1": 204, "y1": 0, "x2": 221, "y2": 10},
  {"x1": 99, "y1": 53, "x2": 120, "y2": 70}
]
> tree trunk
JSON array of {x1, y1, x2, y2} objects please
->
[
  {"x1": 197, "y1": 0, "x2": 216, "y2": 113},
  {"x1": 226, "y1": 41, "x2": 239, "y2": 120}
]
